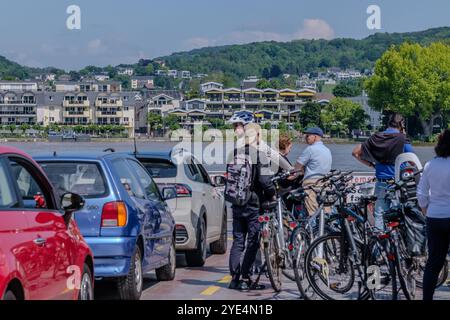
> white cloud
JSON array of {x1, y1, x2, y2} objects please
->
[
  {"x1": 293, "y1": 19, "x2": 335, "y2": 40},
  {"x1": 87, "y1": 39, "x2": 107, "y2": 54},
  {"x1": 182, "y1": 19, "x2": 335, "y2": 50}
]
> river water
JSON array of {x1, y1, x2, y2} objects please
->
[{"x1": 2, "y1": 140, "x2": 436, "y2": 173}]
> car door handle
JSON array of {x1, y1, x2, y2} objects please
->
[{"x1": 33, "y1": 238, "x2": 46, "y2": 246}]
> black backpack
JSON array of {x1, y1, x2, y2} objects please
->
[{"x1": 224, "y1": 150, "x2": 256, "y2": 207}]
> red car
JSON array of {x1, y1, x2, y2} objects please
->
[{"x1": 0, "y1": 146, "x2": 94, "y2": 300}]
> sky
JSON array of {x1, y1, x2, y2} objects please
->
[{"x1": 0, "y1": 0, "x2": 449, "y2": 70}]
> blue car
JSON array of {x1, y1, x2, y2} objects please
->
[{"x1": 35, "y1": 151, "x2": 176, "y2": 300}]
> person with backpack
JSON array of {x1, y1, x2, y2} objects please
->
[
  {"x1": 352, "y1": 113, "x2": 414, "y2": 232},
  {"x1": 417, "y1": 129, "x2": 450, "y2": 300},
  {"x1": 225, "y1": 122, "x2": 276, "y2": 291}
]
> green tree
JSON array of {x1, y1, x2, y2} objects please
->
[
  {"x1": 73, "y1": 125, "x2": 85, "y2": 134},
  {"x1": 32, "y1": 124, "x2": 43, "y2": 132},
  {"x1": 256, "y1": 79, "x2": 271, "y2": 89},
  {"x1": 6, "y1": 124, "x2": 16, "y2": 135},
  {"x1": 365, "y1": 42, "x2": 450, "y2": 137},
  {"x1": 278, "y1": 121, "x2": 288, "y2": 132},
  {"x1": 19, "y1": 123, "x2": 30, "y2": 136},
  {"x1": 148, "y1": 112, "x2": 162, "y2": 134},
  {"x1": 163, "y1": 114, "x2": 180, "y2": 131},
  {"x1": 332, "y1": 80, "x2": 362, "y2": 97},
  {"x1": 321, "y1": 98, "x2": 368, "y2": 136},
  {"x1": 263, "y1": 122, "x2": 272, "y2": 131},
  {"x1": 88, "y1": 124, "x2": 99, "y2": 135},
  {"x1": 299, "y1": 102, "x2": 322, "y2": 129}
]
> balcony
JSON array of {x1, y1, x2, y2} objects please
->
[
  {"x1": 96, "y1": 100, "x2": 123, "y2": 107},
  {"x1": 95, "y1": 110, "x2": 123, "y2": 117},
  {"x1": 63, "y1": 111, "x2": 90, "y2": 117},
  {"x1": 63, "y1": 100, "x2": 90, "y2": 107},
  {"x1": 0, "y1": 100, "x2": 36, "y2": 105}
]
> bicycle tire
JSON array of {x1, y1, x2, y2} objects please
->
[
  {"x1": 415, "y1": 258, "x2": 448, "y2": 288},
  {"x1": 305, "y1": 233, "x2": 358, "y2": 300},
  {"x1": 263, "y1": 223, "x2": 283, "y2": 292},
  {"x1": 366, "y1": 236, "x2": 397, "y2": 300},
  {"x1": 292, "y1": 227, "x2": 316, "y2": 299}
]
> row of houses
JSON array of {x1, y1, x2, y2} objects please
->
[
  {"x1": 0, "y1": 81, "x2": 144, "y2": 137},
  {"x1": 0, "y1": 80, "x2": 381, "y2": 137}
]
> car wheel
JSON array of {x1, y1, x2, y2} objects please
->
[
  {"x1": 117, "y1": 246, "x2": 143, "y2": 300},
  {"x1": 185, "y1": 217, "x2": 207, "y2": 267},
  {"x1": 156, "y1": 239, "x2": 176, "y2": 281},
  {"x1": 210, "y1": 209, "x2": 228, "y2": 254},
  {"x1": 78, "y1": 263, "x2": 94, "y2": 300},
  {"x1": 2, "y1": 290, "x2": 17, "y2": 300}
]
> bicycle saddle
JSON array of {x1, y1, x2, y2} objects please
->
[
  {"x1": 360, "y1": 195, "x2": 377, "y2": 202},
  {"x1": 262, "y1": 200, "x2": 278, "y2": 211}
]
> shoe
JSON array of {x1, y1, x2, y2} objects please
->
[
  {"x1": 243, "y1": 278, "x2": 266, "y2": 290},
  {"x1": 228, "y1": 279, "x2": 241, "y2": 290},
  {"x1": 237, "y1": 280, "x2": 250, "y2": 291}
]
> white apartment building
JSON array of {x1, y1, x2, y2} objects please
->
[
  {"x1": 0, "y1": 81, "x2": 38, "y2": 91},
  {"x1": 131, "y1": 76, "x2": 154, "y2": 89},
  {"x1": 117, "y1": 68, "x2": 134, "y2": 76}
]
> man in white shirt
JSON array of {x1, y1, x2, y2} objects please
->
[{"x1": 294, "y1": 127, "x2": 332, "y2": 215}]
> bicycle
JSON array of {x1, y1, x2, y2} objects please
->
[{"x1": 304, "y1": 172, "x2": 384, "y2": 300}]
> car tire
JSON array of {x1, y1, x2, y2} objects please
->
[
  {"x1": 185, "y1": 216, "x2": 207, "y2": 267},
  {"x1": 78, "y1": 263, "x2": 94, "y2": 300},
  {"x1": 210, "y1": 209, "x2": 228, "y2": 254},
  {"x1": 156, "y1": 240, "x2": 176, "y2": 281},
  {"x1": 117, "y1": 246, "x2": 143, "y2": 300},
  {"x1": 2, "y1": 290, "x2": 17, "y2": 300}
]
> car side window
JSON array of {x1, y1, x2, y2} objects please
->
[
  {"x1": 112, "y1": 159, "x2": 145, "y2": 199},
  {"x1": 0, "y1": 159, "x2": 18, "y2": 208},
  {"x1": 184, "y1": 157, "x2": 204, "y2": 183},
  {"x1": 8, "y1": 158, "x2": 51, "y2": 209},
  {"x1": 127, "y1": 160, "x2": 161, "y2": 202},
  {"x1": 193, "y1": 159, "x2": 211, "y2": 185}
]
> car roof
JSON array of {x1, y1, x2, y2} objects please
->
[
  {"x1": 131, "y1": 148, "x2": 192, "y2": 161},
  {"x1": 0, "y1": 145, "x2": 33, "y2": 159},
  {"x1": 34, "y1": 150, "x2": 133, "y2": 162}
]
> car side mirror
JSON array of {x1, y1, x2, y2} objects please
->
[
  {"x1": 161, "y1": 187, "x2": 177, "y2": 201},
  {"x1": 61, "y1": 192, "x2": 85, "y2": 213},
  {"x1": 213, "y1": 175, "x2": 226, "y2": 187}
]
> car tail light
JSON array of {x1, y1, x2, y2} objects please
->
[
  {"x1": 101, "y1": 201, "x2": 127, "y2": 227},
  {"x1": 175, "y1": 184, "x2": 192, "y2": 197},
  {"x1": 289, "y1": 222, "x2": 297, "y2": 229},
  {"x1": 288, "y1": 244, "x2": 294, "y2": 251},
  {"x1": 258, "y1": 216, "x2": 265, "y2": 223},
  {"x1": 158, "y1": 183, "x2": 192, "y2": 198}
]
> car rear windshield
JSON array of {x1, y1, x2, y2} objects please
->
[
  {"x1": 139, "y1": 159, "x2": 177, "y2": 178},
  {"x1": 39, "y1": 161, "x2": 108, "y2": 198}
]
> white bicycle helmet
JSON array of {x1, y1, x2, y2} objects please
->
[{"x1": 228, "y1": 111, "x2": 254, "y2": 125}]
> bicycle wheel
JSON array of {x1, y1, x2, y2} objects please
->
[
  {"x1": 264, "y1": 223, "x2": 283, "y2": 292},
  {"x1": 367, "y1": 236, "x2": 397, "y2": 300},
  {"x1": 281, "y1": 217, "x2": 296, "y2": 282},
  {"x1": 292, "y1": 226, "x2": 316, "y2": 299},
  {"x1": 413, "y1": 256, "x2": 448, "y2": 288},
  {"x1": 304, "y1": 233, "x2": 358, "y2": 300},
  {"x1": 394, "y1": 243, "x2": 416, "y2": 300}
]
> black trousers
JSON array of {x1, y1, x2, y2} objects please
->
[
  {"x1": 229, "y1": 207, "x2": 261, "y2": 280},
  {"x1": 423, "y1": 217, "x2": 450, "y2": 300}
]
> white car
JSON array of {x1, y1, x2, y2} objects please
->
[{"x1": 134, "y1": 149, "x2": 227, "y2": 267}]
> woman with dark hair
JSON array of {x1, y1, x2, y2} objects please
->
[{"x1": 417, "y1": 129, "x2": 450, "y2": 300}]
